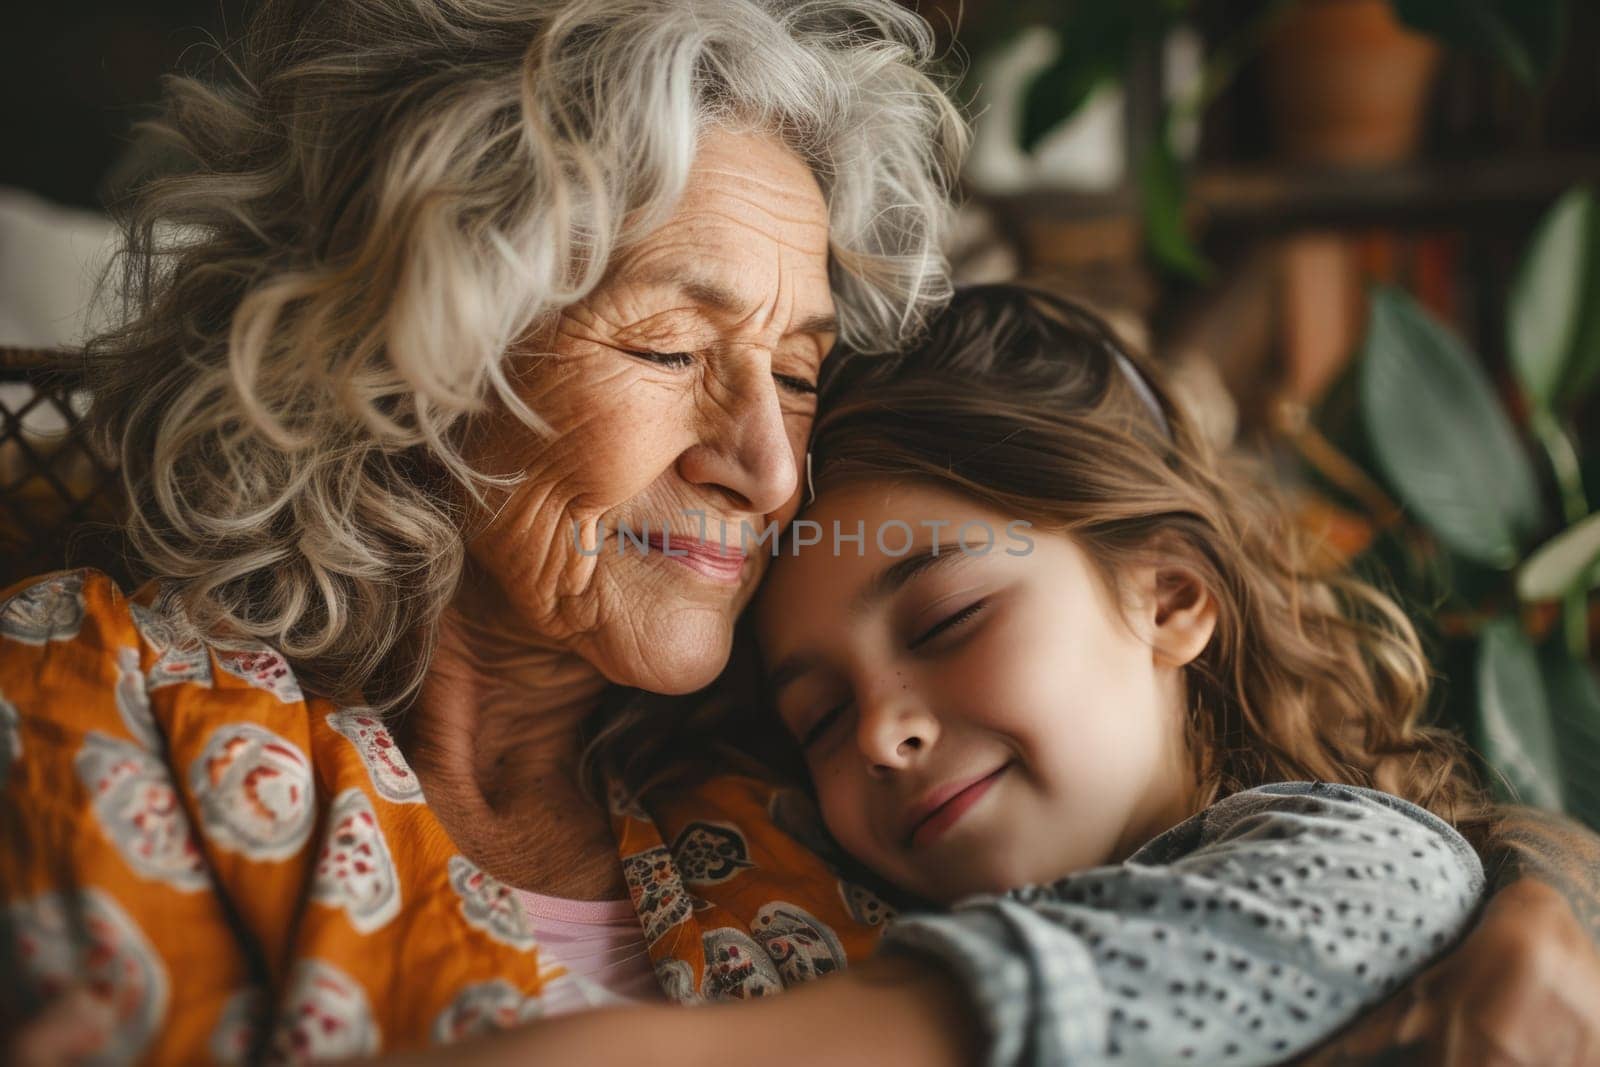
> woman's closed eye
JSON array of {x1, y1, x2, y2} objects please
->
[
  {"x1": 623, "y1": 347, "x2": 694, "y2": 369},
  {"x1": 908, "y1": 599, "x2": 987, "y2": 651},
  {"x1": 772, "y1": 372, "x2": 818, "y2": 397},
  {"x1": 623, "y1": 348, "x2": 817, "y2": 397}
]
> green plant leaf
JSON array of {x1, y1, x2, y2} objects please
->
[
  {"x1": 1019, "y1": 48, "x2": 1113, "y2": 153},
  {"x1": 1018, "y1": 3, "x2": 1183, "y2": 153},
  {"x1": 1018, "y1": 5, "x2": 1138, "y2": 153},
  {"x1": 1517, "y1": 511, "x2": 1600, "y2": 601},
  {"x1": 1475, "y1": 620, "x2": 1564, "y2": 809},
  {"x1": 1508, "y1": 187, "x2": 1600, "y2": 410},
  {"x1": 1557, "y1": 194, "x2": 1600, "y2": 407},
  {"x1": 1359, "y1": 287, "x2": 1545, "y2": 568},
  {"x1": 1138, "y1": 137, "x2": 1211, "y2": 282},
  {"x1": 1394, "y1": 0, "x2": 1569, "y2": 87},
  {"x1": 1537, "y1": 645, "x2": 1600, "y2": 831}
]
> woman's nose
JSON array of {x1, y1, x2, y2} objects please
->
[
  {"x1": 676, "y1": 350, "x2": 799, "y2": 517},
  {"x1": 857, "y1": 692, "x2": 939, "y2": 777}
]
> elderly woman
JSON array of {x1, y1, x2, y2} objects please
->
[{"x1": 3, "y1": 1, "x2": 1599, "y2": 1065}]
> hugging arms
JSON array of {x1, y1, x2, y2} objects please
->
[{"x1": 4, "y1": 1, "x2": 1600, "y2": 1064}]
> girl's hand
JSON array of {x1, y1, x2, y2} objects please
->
[{"x1": 1296, "y1": 878, "x2": 1600, "y2": 1066}]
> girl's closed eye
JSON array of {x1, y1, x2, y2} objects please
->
[
  {"x1": 780, "y1": 673, "x2": 853, "y2": 750},
  {"x1": 800, "y1": 699, "x2": 850, "y2": 748},
  {"x1": 792, "y1": 602, "x2": 988, "y2": 748},
  {"x1": 784, "y1": 598, "x2": 992, "y2": 748},
  {"x1": 908, "y1": 599, "x2": 987, "y2": 651}
]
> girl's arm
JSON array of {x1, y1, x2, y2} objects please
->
[
  {"x1": 373, "y1": 782, "x2": 1480, "y2": 1067},
  {"x1": 369, "y1": 955, "x2": 980, "y2": 1067},
  {"x1": 870, "y1": 782, "x2": 1484, "y2": 1067},
  {"x1": 1293, "y1": 805, "x2": 1600, "y2": 1065}
]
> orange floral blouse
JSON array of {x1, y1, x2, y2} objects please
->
[{"x1": 0, "y1": 570, "x2": 892, "y2": 1063}]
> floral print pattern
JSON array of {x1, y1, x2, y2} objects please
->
[
  {"x1": 431, "y1": 980, "x2": 543, "y2": 1044},
  {"x1": 188, "y1": 723, "x2": 316, "y2": 860},
  {"x1": 0, "y1": 689, "x2": 19, "y2": 790},
  {"x1": 701, "y1": 927, "x2": 784, "y2": 1000},
  {"x1": 2, "y1": 569, "x2": 888, "y2": 1060},
  {"x1": 268, "y1": 959, "x2": 378, "y2": 1064},
  {"x1": 77, "y1": 732, "x2": 208, "y2": 891},
  {"x1": 0, "y1": 571, "x2": 85, "y2": 646},
  {"x1": 671, "y1": 821, "x2": 755, "y2": 885},
  {"x1": 326, "y1": 709, "x2": 424, "y2": 804},
  {"x1": 9, "y1": 889, "x2": 169, "y2": 1063},
  {"x1": 447, "y1": 855, "x2": 539, "y2": 951},
  {"x1": 753, "y1": 901, "x2": 848, "y2": 983},
  {"x1": 311, "y1": 789, "x2": 401, "y2": 934},
  {"x1": 215, "y1": 647, "x2": 304, "y2": 704},
  {"x1": 114, "y1": 647, "x2": 160, "y2": 750},
  {"x1": 622, "y1": 845, "x2": 694, "y2": 944},
  {"x1": 130, "y1": 588, "x2": 212, "y2": 690}
]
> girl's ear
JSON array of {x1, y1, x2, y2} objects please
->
[{"x1": 1137, "y1": 563, "x2": 1218, "y2": 669}]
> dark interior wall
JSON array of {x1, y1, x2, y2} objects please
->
[
  {"x1": 1, "y1": 2, "x2": 249, "y2": 210},
  {"x1": 8, "y1": 2, "x2": 1596, "y2": 212}
]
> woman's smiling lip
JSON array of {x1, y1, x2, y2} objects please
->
[
  {"x1": 646, "y1": 533, "x2": 748, "y2": 584},
  {"x1": 905, "y1": 763, "x2": 1011, "y2": 848}
]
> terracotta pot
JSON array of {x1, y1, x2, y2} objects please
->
[{"x1": 1262, "y1": 0, "x2": 1441, "y2": 166}]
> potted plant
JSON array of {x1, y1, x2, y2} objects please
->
[
  {"x1": 980, "y1": 0, "x2": 1573, "y2": 274},
  {"x1": 1322, "y1": 185, "x2": 1600, "y2": 826},
  {"x1": 1261, "y1": 0, "x2": 1441, "y2": 166}
]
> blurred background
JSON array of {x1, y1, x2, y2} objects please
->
[{"x1": 2, "y1": 0, "x2": 1599, "y2": 828}]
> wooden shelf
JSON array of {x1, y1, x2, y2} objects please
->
[
  {"x1": 978, "y1": 152, "x2": 1600, "y2": 234},
  {"x1": 1194, "y1": 152, "x2": 1600, "y2": 230}
]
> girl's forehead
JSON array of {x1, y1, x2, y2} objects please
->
[{"x1": 757, "y1": 480, "x2": 1022, "y2": 628}]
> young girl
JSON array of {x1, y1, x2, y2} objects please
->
[{"x1": 752, "y1": 283, "x2": 1487, "y2": 1065}]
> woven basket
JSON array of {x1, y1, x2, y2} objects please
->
[{"x1": 0, "y1": 346, "x2": 128, "y2": 590}]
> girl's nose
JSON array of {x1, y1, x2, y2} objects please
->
[{"x1": 856, "y1": 689, "x2": 939, "y2": 777}]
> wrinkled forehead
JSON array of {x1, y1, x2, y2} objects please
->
[
  {"x1": 607, "y1": 131, "x2": 834, "y2": 324},
  {"x1": 676, "y1": 128, "x2": 831, "y2": 243}
]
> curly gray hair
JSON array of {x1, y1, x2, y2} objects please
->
[{"x1": 86, "y1": 0, "x2": 967, "y2": 711}]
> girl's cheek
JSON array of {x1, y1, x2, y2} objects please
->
[
  {"x1": 812, "y1": 763, "x2": 849, "y2": 827},
  {"x1": 935, "y1": 623, "x2": 1028, "y2": 729},
  {"x1": 817, "y1": 772, "x2": 873, "y2": 854}
]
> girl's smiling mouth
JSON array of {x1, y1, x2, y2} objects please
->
[{"x1": 905, "y1": 763, "x2": 1012, "y2": 848}]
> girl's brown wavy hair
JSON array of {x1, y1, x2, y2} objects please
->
[{"x1": 805, "y1": 283, "x2": 1484, "y2": 824}]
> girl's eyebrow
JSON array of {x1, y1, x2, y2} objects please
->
[{"x1": 854, "y1": 546, "x2": 975, "y2": 613}]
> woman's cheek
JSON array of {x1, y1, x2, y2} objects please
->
[{"x1": 556, "y1": 394, "x2": 692, "y2": 512}]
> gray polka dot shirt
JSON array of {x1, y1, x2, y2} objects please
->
[{"x1": 880, "y1": 782, "x2": 1485, "y2": 1067}]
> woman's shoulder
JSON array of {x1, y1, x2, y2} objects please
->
[
  {"x1": 2, "y1": 567, "x2": 307, "y2": 699},
  {"x1": 1, "y1": 568, "x2": 435, "y2": 809},
  {"x1": 1, "y1": 567, "x2": 125, "y2": 647},
  {"x1": 0, "y1": 565, "x2": 353, "y2": 776},
  {"x1": 2, "y1": 566, "x2": 430, "y2": 855}
]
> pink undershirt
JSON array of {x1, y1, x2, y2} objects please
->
[{"x1": 512, "y1": 890, "x2": 664, "y2": 1014}]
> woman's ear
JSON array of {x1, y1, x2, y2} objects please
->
[{"x1": 1136, "y1": 563, "x2": 1218, "y2": 669}]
